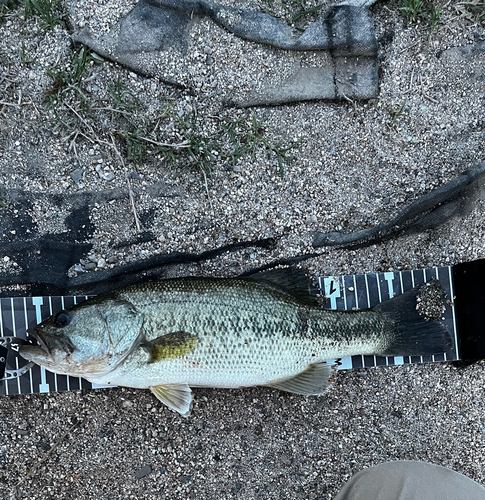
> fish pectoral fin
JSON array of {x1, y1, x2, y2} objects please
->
[
  {"x1": 150, "y1": 383, "x2": 193, "y2": 417},
  {"x1": 269, "y1": 361, "x2": 334, "y2": 395},
  {"x1": 146, "y1": 331, "x2": 198, "y2": 363}
]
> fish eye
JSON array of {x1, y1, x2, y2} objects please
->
[{"x1": 54, "y1": 311, "x2": 71, "y2": 328}]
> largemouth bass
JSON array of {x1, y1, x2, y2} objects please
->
[{"x1": 20, "y1": 270, "x2": 452, "y2": 416}]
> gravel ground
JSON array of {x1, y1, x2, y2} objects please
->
[
  {"x1": 1, "y1": 0, "x2": 485, "y2": 498},
  {"x1": 1, "y1": 363, "x2": 485, "y2": 499}
]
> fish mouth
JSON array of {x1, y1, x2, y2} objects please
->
[
  {"x1": 18, "y1": 343, "x2": 51, "y2": 363},
  {"x1": 19, "y1": 328, "x2": 76, "y2": 364},
  {"x1": 26, "y1": 329, "x2": 50, "y2": 353},
  {"x1": 18, "y1": 329, "x2": 53, "y2": 363}
]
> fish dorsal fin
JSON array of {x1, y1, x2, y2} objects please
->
[
  {"x1": 248, "y1": 267, "x2": 319, "y2": 305},
  {"x1": 147, "y1": 331, "x2": 198, "y2": 363},
  {"x1": 269, "y1": 361, "x2": 334, "y2": 395},
  {"x1": 150, "y1": 383, "x2": 193, "y2": 417}
]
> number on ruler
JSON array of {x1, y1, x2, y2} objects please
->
[{"x1": 323, "y1": 277, "x2": 341, "y2": 310}]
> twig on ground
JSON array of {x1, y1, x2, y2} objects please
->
[
  {"x1": 423, "y1": 94, "x2": 439, "y2": 104},
  {"x1": 63, "y1": 102, "x2": 95, "y2": 135},
  {"x1": 68, "y1": 132, "x2": 81, "y2": 164},
  {"x1": 419, "y1": 73, "x2": 439, "y2": 104},
  {"x1": 76, "y1": 130, "x2": 95, "y2": 144},
  {"x1": 137, "y1": 136, "x2": 191, "y2": 149},
  {"x1": 201, "y1": 166, "x2": 215, "y2": 215},
  {"x1": 338, "y1": 90, "x2": 357, "y2": 113},
  {"x1": 108, "y1": 133, "x2": 142, "y2": 233},
  {"x1": 11, "y1": 419, "x2": 81, "y2": 496},
  {"x1": 399, "y1": 40, "x2": 421, "y2": 54},
  {"x1": 0, "y1": 101, "x2": 32, "y2": 107},
  {"x1": 93, "y1": 106, "x2": 132, "y2": 116}
]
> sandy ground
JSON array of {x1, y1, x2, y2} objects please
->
[{"x1": 1, "y1": 0, "x2": 485, "y2": 498}]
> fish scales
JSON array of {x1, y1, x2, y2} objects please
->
[{"x1": 98, "y1": 278, "x2": 390, "y2": 388}]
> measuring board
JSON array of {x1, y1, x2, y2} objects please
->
[{"x1": 0, "y1": 264, "x2": 471, "y2": 397}]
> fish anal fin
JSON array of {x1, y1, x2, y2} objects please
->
[
  {"x1": 147, "y1": 331, "x2": 198, "y2": 363},
  {"x1": 269, "y1": 361, "x2": 334, "y2": 395},
  {"x1": 150, "y1": 383, "x2": 193, "y2": 417}
]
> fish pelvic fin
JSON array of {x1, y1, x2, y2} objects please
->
[
  {"x1": 150, "y1": 383, "x2": 193, "y2": 417},
  {"x1": 146, "y1": 331, "x2": 198, "y2": 363},
  {"x1": 269, "y1": 361, "x2": 334, "y2": 395},
  {"x1": 375, "y1": 283, "x2": 453, "y2": 357}
]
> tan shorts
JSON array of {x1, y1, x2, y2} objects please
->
[{"x1": 334, "y1": 461, "x2": 485, "y2": 500}]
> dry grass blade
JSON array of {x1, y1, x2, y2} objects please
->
[
  {"x1": 454, "y1": 0, "x2": 485, "y2": 22},
  {"x1": 201, "y1": 166, "x2": 214, "y2": 215},
  {"x1": 108, "y1": 133, "x2": 142, "y2": 234},
  {"x1": 136, "y1": 136, "x2": 191, "y2": 149},
  {"x1": 0, "y1": 100, "x2": 32, "y2": 107}
]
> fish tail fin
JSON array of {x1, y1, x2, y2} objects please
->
[{"x1": 374, "y1": 285, "x2": 453, "y2": 357}]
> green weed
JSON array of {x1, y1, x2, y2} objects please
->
[
  {"x1": 290, "y1": 1, "x2": 323, "y2": 27},
  {"x1": 43, "y1": 51, "x2": 302, "y2": 176},
  {"x1": 20, "y1": 41, "x2": 35, "y2": 64},
  {"x1": 42, "y1": 47, "x2": 97, "y2": 144},
  {"x1": 109, "y1": 77, "x2": 141, "y2": 114},
  {"x1": 112, "y1": 109, "x2": 302, "y2": 176},
  {"x1": 108, "y1": 78, "x2": 151, "y2": 164},
  {"x1": 259, "y1": 0, "x2": 323, "y2": 32},
  {"x1": 399, "y1": 0, "x2": 444, "y2": 36},
  {"x1": 390, "y1": 99, "x2": 407, "y2": 127},
  {"x1": 429, "y1": 5, "x2": 441, "y2": 30},
  {"x1": 45, "y1": 46, "x2": 92, "y2": 99},
  {"x1": 427, "y1": 5, "x2": 441, "y2": 39},
  {"x1": 0, "y1": 2, "x2": 14, "y2": 27},
  {"x1": 124, "y1": 129, "x2": 148, "y2": 165},
  {"x1": 23, "y1": 0, "x2": 65, "y2": 30},
  {"x1": 220, "y1": 114, "x2": 302, "y2": 176},
  {"x1": 399, "y1": 0, "x2": 423, "y2": 25}
]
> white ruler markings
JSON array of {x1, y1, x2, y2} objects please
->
[
  {"x1": 1, "y1": 299, "x2": 8, "y2": 396},
  {"x1": 448, "y1": 265, "x2": 459, "y2": 363},
  {"x1": 32, "y1": 297, "x2": 50, "y2": 393}
]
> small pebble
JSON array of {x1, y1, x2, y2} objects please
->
[
  {"x1": 135, "y1": 465, "x2": 152, "y2": 479},
  {"x1": 70, "y1": 168, "x2": 84, "y2": 183}
]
